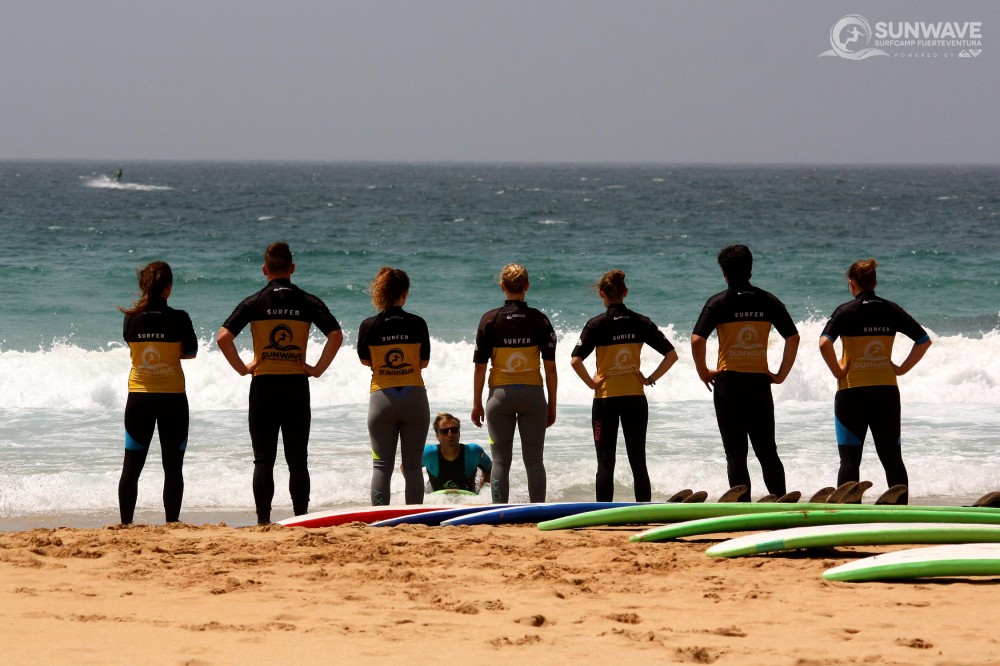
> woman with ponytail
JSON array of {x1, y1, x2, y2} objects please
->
[
  {"x1": 357, "y1": 267, "x2": 431, "y2": 505},
  {"x1": 819, "y1": 258, "x2": 932, "y2": 503},
  {"x1": 118, "y1": 261, "x2": 198, "y2": 524},
  {"x1": 571, "y1": 269, "x2": 678, "y2": 502},
  {"x1": 471, "y1": 263, "x2": 557, "y2": 503}
]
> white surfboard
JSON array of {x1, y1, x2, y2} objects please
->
[
  {"x1": 823, "y1": 542, "x2": 1000, "y2": 582},
  {"x1": 707, "y1": 522, "x2": 1000, "y2": 558}
]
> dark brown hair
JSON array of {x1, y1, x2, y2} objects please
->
[
  {"x1": 718, "y1": 244, "x2": 752, "y2": 284},
  {"x1": 596, "y1": 269, "x2": 627, "y2": 301},
  {"x1": 264, "y1": 242, "x2": 293, "y2": 274},
  {"x1": 370, "y1": 266, "x2": 410, "y2": 311},
  {"x1": 847, "y1": 258, "x2": 878, "y2": 291},
  {"x1": 433, "y1": 412, "x2": 460, "y2": 433},
  {"x1": 118, "y1": 261, "x2": 172, "y2": 315}
]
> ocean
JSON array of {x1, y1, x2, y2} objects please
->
[{"x1": 1, "y1": 161, "x2": 998, "y2": 529}]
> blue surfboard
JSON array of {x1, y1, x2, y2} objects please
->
[
  {"x1": 441, "y1": 502, "x2": 647, "y2": 526},
  {"x1": 371, "y1": 504, "x2": 520, "y2": 527}
]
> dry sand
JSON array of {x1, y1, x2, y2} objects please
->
[{"x1": 1, "y1": 522, "x2": 997, "y2": 665}]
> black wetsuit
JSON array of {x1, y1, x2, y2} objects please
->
[
  {"x1": 821, "y1": 290, "x2": 929, "y2": 491},
  {"x1": 693, "y1": 283, "x2": 798, "y2": 501},
  {"x1": 222, "y1": 278, "x2": 340, "y2": 523},
  {"x1": 572, "y1": 303, "x2": 675, "y2": 502},
  {"x1": 120, "y1": 296, "x2": 197, "y2": 524}
]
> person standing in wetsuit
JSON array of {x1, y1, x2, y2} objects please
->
[
  {"x1": 357, "y1": 267, "x2": 430, "y2": 505},
  {"x1": 471, "y1": 263, "x2": 557, "y2": 503},
  {"x1": 819, "y1": 258, "x2": 931, "y2": 504},
  {"x1": 422, "y1": 413, "x2": 492, "y2": 493},
  {"x1": 691, "y1": 245, "x2": 799, "y2": 502},
  {"x1": 118, "y1": 261, "x2": 197, "y2": 525},
  {"x1": 571, "y1": 270, "x2": 678, "y2": 502},
  {"x1": 217, "y1": 242, "x2": 343, "y2": 525}
]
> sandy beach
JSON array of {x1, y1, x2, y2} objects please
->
[{"x1": 1, "y1": 521, "x2": 997, "y2": 665}]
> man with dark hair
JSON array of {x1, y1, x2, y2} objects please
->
[
  {"x1": 217, "y1": 242, "x2": 343, "y2": 524},
  {"x1": 691, "y1": 244, "x2": 800, "y2": 502}
]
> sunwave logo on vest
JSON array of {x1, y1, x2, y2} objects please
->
[
  {"x1": 854, "y1": 339, "x2": 891, "y2": 371},
  {"x1": 820, "y1": 14, "x2": 983, "y2": 60},
  {"x1": 265, "y1": 324, "x2": 300, "y2": 352},
  {"x1": 608, "y1": 348, "x2": 637, "y2": 376},
  {"x1": 728, "y1": 325, "x2": 765, "y2": 359},
  {"x1": 262, "y1": 324, "x2": 303, "y2": 362},
  {"x1": 138, "y1": 346, "x2": 175, "y2": 375},
  {"x1": 504, "y1": 351, "x2": 529, "y2": 373},
  {"x1": 379, "y1": 347, "x2": 414, "y2": 375}
]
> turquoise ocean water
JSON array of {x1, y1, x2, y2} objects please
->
[{"x1": 1, "y1": 162, "x2": 998, "y2": 528}]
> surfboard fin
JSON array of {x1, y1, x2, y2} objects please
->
[
  {"x1": 972, "y1": 490, "x2": 1000, "y2": 508},
  {"x1": 776, "y1": 491, "x2": 801, "y2": 503},
  {"x1": 875, "y1": 484, "x2": 909, "y2": 506},
  {"x1": 826, "y1": 481, "x2": 857, "y2": 504},
  {"x1": 681, "y1": 490, "x2": 708, "y2": 503},
  {"x1": 667, "y1": 489, "x2": 694, "y2": 503},
  {"x1": 838, "y1": 480, "x2": 873, "y2": 504},
  {"x1": 809, "y1": 486, "x2": 836, "y2": 503},
  {"x1": 756, "y1": 494, "x2": 778, "y2": 503},
  {"x1": 717, "y1": 485, "x2": 749, "y2": 503}
]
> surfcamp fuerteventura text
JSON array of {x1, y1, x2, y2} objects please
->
[{"x1": 820, "y1": 15, "x2": 984, "y2": 60}]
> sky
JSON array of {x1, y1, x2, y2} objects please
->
[{"x1": 1, "y1": 1, "x2": 996, "y2": 164}]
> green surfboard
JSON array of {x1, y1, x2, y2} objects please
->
[
  {"x1": 630, "y1": 509, "x2": 1000, "y2": 543},
  {"x1": 823, "y1": 543, "x2": 1000, "y2": 581},
  {"x1": 705, "y1": 521, "x2": 1000, "y2": 558},
  {"x1": 536, "y1": 502, "x2": 1000, "y2": 532}
]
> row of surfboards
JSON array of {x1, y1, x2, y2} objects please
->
[{"x1": 278, "y1": 484, "x2": 1000, "y2": 582}]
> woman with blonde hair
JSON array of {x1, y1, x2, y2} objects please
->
[
  {"x1": 571, "y1": 269, "x2": 678, "y2": 502},
  {"x1": 357, "y1": 267, "x2": 431, "y2": 505},
  {"x1": 819, "y1": 258, "x2": 931, "y2": 504},
  {"x1": 118, "y1": 261, "x2": 198, "y2": 524},
  {"x1": 471, "y1": 263, "x2": 557, "y2": 503}
]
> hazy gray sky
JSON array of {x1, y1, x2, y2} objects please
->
[{"x1": 2, "y1": 1, "x2": 996, "y2": 163}]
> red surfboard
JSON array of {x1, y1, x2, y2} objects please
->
[{"x1": 278, "y1": 505, "x2": 448, "y2": 528}]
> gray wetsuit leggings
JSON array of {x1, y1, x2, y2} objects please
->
[
  {"x1": 368, "y1": 386, "x2": 430, "y2": 505},
  {"x1": 485, "y1": 385, "x2": 547, "y2": 503}
]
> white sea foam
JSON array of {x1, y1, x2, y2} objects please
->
[
  {"x1": 2, "y1": 322, "x2": 996, "y2": 411},
  {"x1": 82, "y1": 175, "x2": 172, "y2": 191}
]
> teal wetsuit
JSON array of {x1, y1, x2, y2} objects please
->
[{"x1": 423, "y1": 443, "x2": 492, "y2": 492}]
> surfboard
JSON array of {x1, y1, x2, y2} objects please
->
[
  {"x1": 441, "y1": 502, "x2": 645, "y2": 527},
  {"x1": 536, "y1": 501, "x2": 1000, "y2": 532},
  {"x1": 278, "y1": 505, "x2": 447, "y2": 528},
  {"x1": 823, "y1": 543, "x2": 1000, "y2": 582},
  {"x1": 430, "y1": 489, "x2": 479, "y2": 496},
  {"x1": 371, "y1": 504, "x2": 519, "y2": 527},
  {"x1": 630, "y1": 509, "x2": 1000, "y2": 543},
  {"x1": 706, "y1": 522, "x2": 1000, "y2": 558}
]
